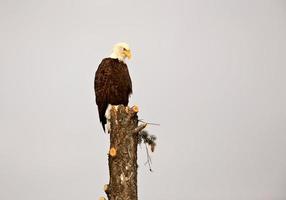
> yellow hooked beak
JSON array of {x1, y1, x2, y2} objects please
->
[{"x1": 124, "y1": 49, "x2": 132, "y2": 59}]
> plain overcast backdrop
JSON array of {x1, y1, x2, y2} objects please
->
[{"x1": 1, "y1": 0, "x2": 286, "y2": 199}]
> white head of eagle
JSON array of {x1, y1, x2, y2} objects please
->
[
  {"x1": 94, "y1": 42, "x2": 133, "y2": 132},
  {"x1": 109, "y1": 42, "x2": 132, "y2": 62}
]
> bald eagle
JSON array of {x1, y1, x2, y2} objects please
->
[{"x1": 94, "y1": 42, "x2": 133, "y2": 131}]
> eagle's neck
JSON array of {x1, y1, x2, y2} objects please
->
[{"x1": 109, "y1": 53, "x2": 125, "y2": 63}]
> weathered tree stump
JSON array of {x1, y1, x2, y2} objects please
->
[{"x1": 105, "y1": 105, "x2": 146, "y2": 200}]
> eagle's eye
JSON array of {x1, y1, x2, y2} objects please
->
[{"x1": 123, "y1": 48, "x2": 126, "y2": 51}]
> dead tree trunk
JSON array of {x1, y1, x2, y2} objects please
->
[{"x1": 104, "y1": 105, "x2": 146, "y2": 200}]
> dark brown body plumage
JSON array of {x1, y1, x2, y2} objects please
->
[{"x1": 94, "y1": 58, "x2": 132, "y2": 131}]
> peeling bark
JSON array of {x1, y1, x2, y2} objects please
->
[{"x1": 105, "y1": 105, "x2": 145, "y2": 200}]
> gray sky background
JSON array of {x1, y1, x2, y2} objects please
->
[{"x1": 1, "y1": 0, "x2": 286, "y2": 199}]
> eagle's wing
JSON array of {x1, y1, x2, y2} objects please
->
[{"x1": 94, "y1": 59, "x2": 112, "y2": 130}]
